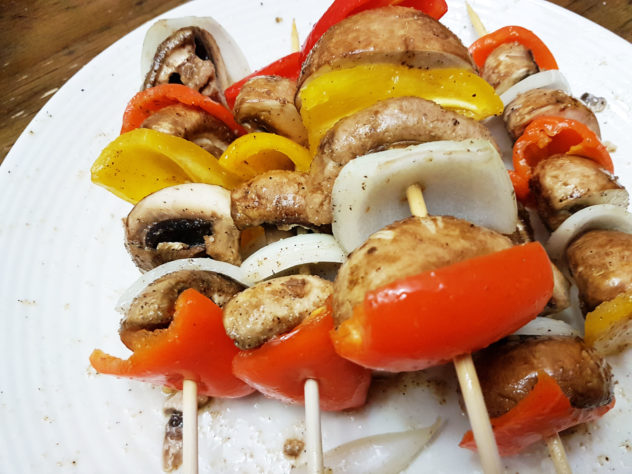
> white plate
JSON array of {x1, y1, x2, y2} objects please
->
[{"x1": 1, "y1": 1, "x2": 631, "y2": 473}]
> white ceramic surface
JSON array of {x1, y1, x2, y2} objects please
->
[{"x1": 1, "y1": 1, "x2": 631, "y2": 473}]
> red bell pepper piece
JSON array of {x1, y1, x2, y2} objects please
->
[
  {"x1": 224, "y1": 52, "x2": 302, "y2": 110},
  {"x1": 460, "y1": 372, "x2": 615, "y2": 455},
  {"x1": 89, "y1": 288, "x2": 254, "y2": 398},
  {"x1": 232, "y1": 305, "x2": 372, "y2": 411},
  {"x1": 330, "y1": 242, "x2": 553, "y2": 372},
  {"x1": 469, "y1": 26, "x2": 558, "y2": 71},
  {"x1": 120, "y1": 84, "x2": 246, "y2": 136},
  {"x1": 301, "y1": 0, "x2": 448, "y2": 63},
  {"x1": 512, "y1": 116, "x2": 614, "y2": 201}
]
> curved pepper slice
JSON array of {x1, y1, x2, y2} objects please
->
[
  {"x1": 469, "y1": 26, "x2": 558, "y2": 71},
  {"x1": 301, "y1": 0, "x2": 448, "y2": 63},
  {"x1": 299, "y1": 64, "x2": 503, "y2": 152},
  {"x1": 585, "y1": 291, "x2": 632, "y2": 356},
  {"x1": 224, "y1": 52, "x2": 302, "y2": 111},
  {"x1": 120, "y1": 83, "x2": 246, "y2": 136},
  {"x1": 330, "y1": 242, "x2": 553, "y2": 372},
  {"x1": 91, "y1": 128, "x2": 241, "y2": 204},
  {"x1": 232, "y1": 305, "x2": 372, "y2": 411},
  {"x1": 89, "y1": 289, "x2": 254, "y2": 398},
  {"x1": 512, "y1": 116, "x2": 614, "y2": 202},
  {"x1": 460, "y1": 372, "x2": 614, "y2": 455},
  {"x1": 218, "y1": 132, "x2": 312, "y2": 180}
]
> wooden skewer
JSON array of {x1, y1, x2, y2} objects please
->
[
  {"x1": 290, "y1": 24, "x2": 324, "y2": 474},
  {"x1": 304, "y1": 379, "x2": 324, "y2": 474},
  {"x1": 464, "y1": 4, "x2": 574, "y2": 472},
  {"x1": 466, "y1": 1, "x2": 488, "y2": 37},
  {"x1": 292, "y1": 19, "x2": 300, "y2": 53},
  {"x1": 406, "y1": 184, "x2": 502, "y2": 474},
  {"x1": 546, "y1": 433, "x2": 573, "y2": 474},
  {"x1": 182, "y1": 379, "x2": 199, "y2": 474}
]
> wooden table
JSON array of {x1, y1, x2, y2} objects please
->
[{"x1": 1, "y1": 0, "x2": 631, "y2": 164}]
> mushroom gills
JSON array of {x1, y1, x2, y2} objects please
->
[
  {"x1": 145, "y1": 218, "x2": 213, "y2": 250},
  {"x1": 124, "y1": 184, "x2": 241, "y2": 271},
  {"x1": 143, "y1": 26, "x2": 230, "y2": 105}
]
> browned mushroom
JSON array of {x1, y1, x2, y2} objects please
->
[
  {"x1": 530, "y1": 154, "x2": 629, "y2": 231},
  {"x1": 233, "y1": 76, "x2": 308, "y2": 147},
  {"x1": 141, "y1": 104, "x2": 237, "y2": 157},
  {"x1": 223, "y1": 275, "x2": 333, "y2": 349},
  {"x1": 503, "y1": 88, "x2": 601, "y2": 141},
  {"x1": 480, "y1": 42, "x2": 539, "y2": 95},
  {"x1": 120, "y1": 269, "x2": 244, "y2": 350},
  {"x1": 297, "y1": 6, "x2": 475, "y2": 94},
  {"x1": 143, "y1": 26, "x2": 230, "y2": 106}
]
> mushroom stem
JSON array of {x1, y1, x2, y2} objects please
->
[
  {"x1": 182, "y1": 379, "x2": 199, "y2": 474},
  {"x1": 406, "y1": 183, "x2": 503, "y2": 474}
]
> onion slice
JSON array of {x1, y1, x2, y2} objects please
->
[
  {"x1": 292, "y1": 419, "x2": 441, "y2": 474},
  {"x1": 512, "y1": 317, "x2": 579, "y2": 338},
  {"x1": 116, "y1": 258, "x2": 250, "y2": 314},
  {"x1": 331, "y1": 139, "x2": 518, "y2": 253},
  {"x1": 500, "y1": 69, "x2": 571, "y2": 107},
  {"x1": 241, "y1": 233, "x2": 346, "y2": 282},
  {"x1": 546, "y1": 204, "x2": 632, "y2": 273},
  {"x1": 140, "y1": 16, "x2": 251, "y2": 86}
]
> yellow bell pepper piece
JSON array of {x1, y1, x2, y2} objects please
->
[
  {"x1": 298, "y1": 64, "x2": 504, "y2": 152},
  {"x1": 584, "y1": 291, "x2": 632, "y2": 356},
  {"x1": 218, "y1": 132, "x2": 312, "y2": 180},
  {"x1": 91, "y1": 128, "x2": 241, "y2": 204}
]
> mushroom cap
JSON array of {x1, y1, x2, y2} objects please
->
[
  {"x1": 332, "y1": 216, "x2": 513, "y2": 325},
  {"x1": 298, "y1": 6, "x2": 474, "y2": 93},
  {"x1": 234, "y1": 76, "x2": 308, "y2": 147},
  {"x1": 120, "y1": 269, "x2": 244, "y2": 350},
  {"x1": 124, "y1": 183, "x2": 241, "y2": 271}
]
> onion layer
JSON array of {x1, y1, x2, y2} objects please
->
[
  {"x1": 331, "y1": 139, "x2": 518, "y2": 253},
  {"x1": 500, "y1": 69, "x2": 571, "y2": 107},
  {"x1": 546, "y1": 204, "x2": 632, "y2": 273},
  {"x1": 292, "y1": 419, "x2": 441, "y2": 474}
]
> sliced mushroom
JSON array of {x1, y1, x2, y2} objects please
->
[
  {"x1": 223, "y1": 274, "x2": 333, "y2": 349},
  {"x1": 481, "y1": 42, "x2": 539, "y2": 95},
  {"x1": 143, "y1": 26, "x2": 230, "y2": 105},
  {"x1": 530, "y1": 154, "x2": 629, "y2": 231},
  {"x1": 141, "y1": 104, "x2": 237, "y2": 156},
  {"x1": 298, "y1": 6, "x2": 474, "y2": 93},
  {"x1": 125, "y1": 183, "x2": 241, "y2": 271},
  {"x1": 503, "y1": 88, "x2": 601, "y2": 140},
  {"x1": 120, "y1": 269, "x2": 244, "y2": 350},
  {"x1": 233, "y1": 76, "x2": 308, "y2": 147}
]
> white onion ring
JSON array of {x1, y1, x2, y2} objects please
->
[
  {"x1": 546, "y1": 204, "x2": 632, "y2": 273},
  {"x1": 117, "y1": 233, "x2": 346, "y2": 312},
  {"x1": 292, "y1": 419, "x2": 441, "y2": 474},
  {"x1": 331, "y1": 139, "x2": 518, "y2": 253},
  {"x1": 512, "y1": 318, "x2": 579, "y2": 338},
  {"x1": 116, "y1": 258, "x2": 250, "y2": 314},
  {"x1": 500, "y1": 69, "x2": 571, "y2": 107},
  {"x1": 241, "y1": 234, "x2": 346, "y2": 282},
  {"x1": 140, "y1": 16, "x2": 251, "y2": 86}
]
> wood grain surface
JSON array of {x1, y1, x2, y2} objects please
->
[{"x1": 1, "y1": 0, "x2": 631, "y2": 163}]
